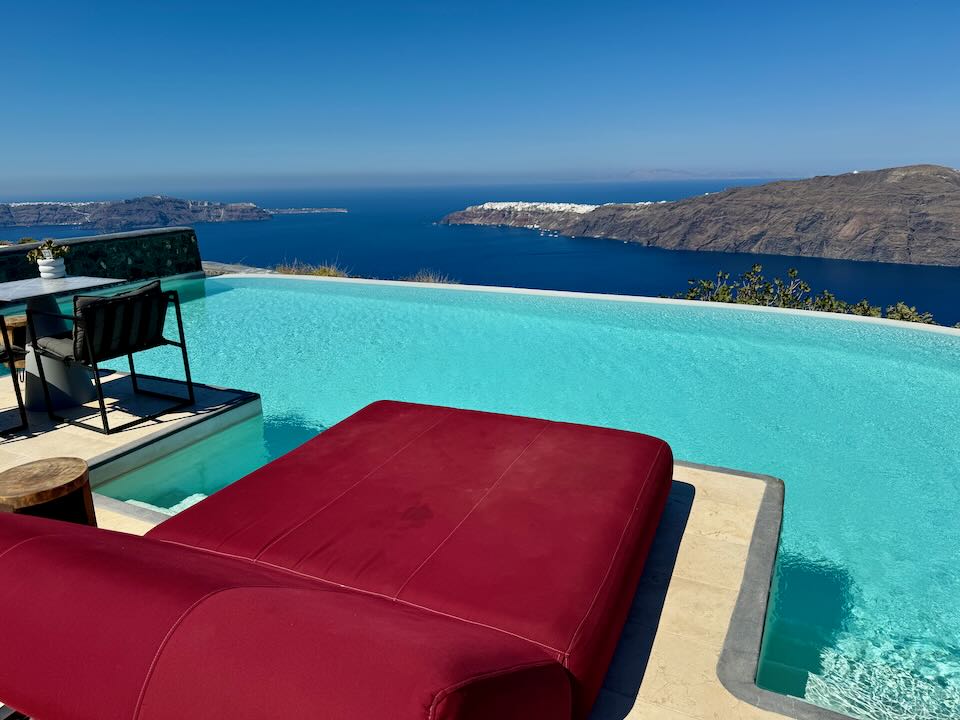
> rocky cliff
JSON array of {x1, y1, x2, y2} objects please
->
[
  {"x1": 1, "y1": 196, "x2": 273, "y2": 231},
  {"x1": 441, "y1": 165, "x2": 960, "y2": 266}
]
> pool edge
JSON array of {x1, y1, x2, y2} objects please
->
[
  {"x1": 216, "y1": 272, "x2": 960, "y2": 338},
  {"x1": 680, "y1": 460, "x2": 854, "y2": 720},
  {"x1": 88, "y1": 383, "x2": 262, "y2": 487}
]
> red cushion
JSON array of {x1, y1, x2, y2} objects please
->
[
  {"x1": 151, "y1": 400, "x2": 674, "y2": 715},
  {"x1": 0, "y1": 401, "x2": 671, "y2": 719},
  {"x1": 0, "y1": 513, "x2": 569, "y2": 720}
]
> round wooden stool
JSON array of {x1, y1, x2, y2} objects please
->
[
  {"x1": 0, "y1": 457, "x2": 96, "y2": 526},
  {"x1": 1, "y1": 314, "x2": 27, "y2": 369}
]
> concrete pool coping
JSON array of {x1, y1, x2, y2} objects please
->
[
  {"x1": 698, "y1": 461, "x2": 853, "y2": 720},
  {"x1": 85, "y1": 379, "x2": 261, "y2": 487},
  {"x1": 217, "y1": 271, "x2": 960, "y2": 338},
  {"x1": 0, "y1": 373, "x2": 262, "y2": 490},
  {"x1": 592, "y1": 460, "x2": 855, "y2": 720}
]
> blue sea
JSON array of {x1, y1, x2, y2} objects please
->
[{"x1": 7, "y1": 180, "x2": 960, "y2": 325}]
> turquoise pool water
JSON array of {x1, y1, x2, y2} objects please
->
[{"x1": 100, "y1": 276, "x2": 960, "y2": 719}]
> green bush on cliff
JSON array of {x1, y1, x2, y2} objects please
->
[
  {"x1": 678, "y1": 264, "x2": 948, "y2": 326},
  {"x1": 884, "y1": 302, "x2": 935, "y2": 324}
]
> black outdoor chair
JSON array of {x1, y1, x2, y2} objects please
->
[
  {"x1": 0, "y1": 315, "x2": 28, "y2": 435},
  {"x1": 26, "y1": 280, "x2": 195, "y2": 435}
]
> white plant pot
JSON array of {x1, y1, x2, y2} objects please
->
[{"x1": 38, "y1": 257, "x2": 66, "y2": 279}]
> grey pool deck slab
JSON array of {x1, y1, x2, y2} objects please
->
[{"x1": 0, "y1": 371, "x2": 260, "y2": 487}]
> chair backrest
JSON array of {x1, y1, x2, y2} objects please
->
[{"x1": 73, "y1": 280, "x2": 169, "y2": 364}]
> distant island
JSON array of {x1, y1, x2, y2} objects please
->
[
  {"x1": 441, "y1": 164, "x2": 960, "y2": 267},
  {"x1": 0, "y1": 195, "x2": 347, "y2": 232},
  {"x1": 267, "y1": 207, "x2": 348, "y2": 215}
]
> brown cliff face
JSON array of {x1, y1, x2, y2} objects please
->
[
  {"x1": 441, "y1": 165, "x2": 960, "y2": 267},
  {"x1": 0, "y1": 196, "x2": 271, "y2": 231}
]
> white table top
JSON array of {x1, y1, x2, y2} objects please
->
[{"x1": 0, "y1": 276, "x2": 125, "y2": 304}]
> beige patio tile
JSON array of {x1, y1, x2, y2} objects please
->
[
  {"x1": 96, "y1": 506, "x2": 157, "y2": 535},
  {"x1": 624, "y1": 698, "x2": 710, "y2": 719},
  {"x1": 598, "y1": 464, "x2": 789, "y2": 720},
  {"x1": 636, "y1": 631, "x2": 744, "y2": 718},
  {"x1": 0, "y1": 447, "x2": 31, "y2": 473},
  {"x1": 675, "y1": 465, "x2": 767, "y2": 508},
  {"x1": 672, "y1": 531, "x2": 750, "y2": 591},
  {"x1": 655, "y1": 577, "x2": 739, "y2": 647},
  {"x1": 3, "y1": 423, "x2": 118, "y2": 458},
  {"x1": 685, "y1": 496, "x2": 759, "y2": 546}
]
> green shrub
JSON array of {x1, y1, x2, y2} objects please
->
[
  {"x1": 884, "y1": 302, "x2": 935, "y2": 324},
  {"x1": 679, "y1": 265, "x2": 939, "y2": 325},
  {"x1": 25, "y1": 238, "x2": 69, "y2": 263}
]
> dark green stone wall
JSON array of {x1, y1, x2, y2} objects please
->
[{"x1": 0, "y1": 228, "x2": 203, "y2": 282}]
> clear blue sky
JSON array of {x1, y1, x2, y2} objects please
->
[{"x1": 3, "y1": 0, "x2": 958, "y2": 197}]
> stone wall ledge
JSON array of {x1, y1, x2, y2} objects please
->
[{"x1": 0, "y1": 227, "x2": 203, "y2": 282}]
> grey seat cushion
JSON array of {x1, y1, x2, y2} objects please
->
[{"x1": 35, "y1": 333, "x2": 76, "y2": 361}]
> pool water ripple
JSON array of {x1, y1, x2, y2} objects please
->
[{"x1": 104, "y1": 276, "x2": 960, "y2": 720}]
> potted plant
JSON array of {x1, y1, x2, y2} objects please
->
[{"x1": 26, "y1": 239, "x2": 70, "y2": 279}]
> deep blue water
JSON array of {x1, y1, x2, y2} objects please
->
[{"x1": 6, "y1": 180, "x2": 960, "y2": 325}]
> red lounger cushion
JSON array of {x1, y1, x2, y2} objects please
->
[
  {"x1": 0, "y1": 513, "x2": 570, "y2": 720},
  {"x1": 150, "y1": 400, "x2": 674, "y2": 716},
  {"x1": 0, "y1": 401, "x2": 672, "y2": 719}
]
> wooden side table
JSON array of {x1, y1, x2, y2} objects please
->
[
  {"x1": 0, "y1": 457, "x2": 96, "y2": 526},
  {"x1": 1, "y1": 314, "x2": 27, "y2": 370}
]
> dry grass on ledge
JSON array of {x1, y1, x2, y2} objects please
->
[
  {"x1": 273, "y1": 261, "x2": 459, "y2": 285},
  {"x1": 273, "y1": 260, "x2": 350, "y2": 277}
]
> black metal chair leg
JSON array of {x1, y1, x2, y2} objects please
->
[
  {"x1": 173, "y1": 293, "x2": 195, "y2": 404},
  {"x1": 128, "y1": 353, "x2": 139, "y2": 393},
  {"x1": 7, "y1": 366, "x2": 28, "y2": 433},
  {"x1": 180, "y1": 343, "x2": 195, "y2": 404},
  {"x1": 89, "y1": 357, "x2": 111, "y2": 434}
]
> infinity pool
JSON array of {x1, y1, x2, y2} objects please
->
[{"x1": 100, "y1": 275, "x2": 960, "y2": 720}]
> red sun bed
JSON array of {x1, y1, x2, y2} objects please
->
[{"x1": 0, "y1": 400, "x2": 673, "y2": 719}]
